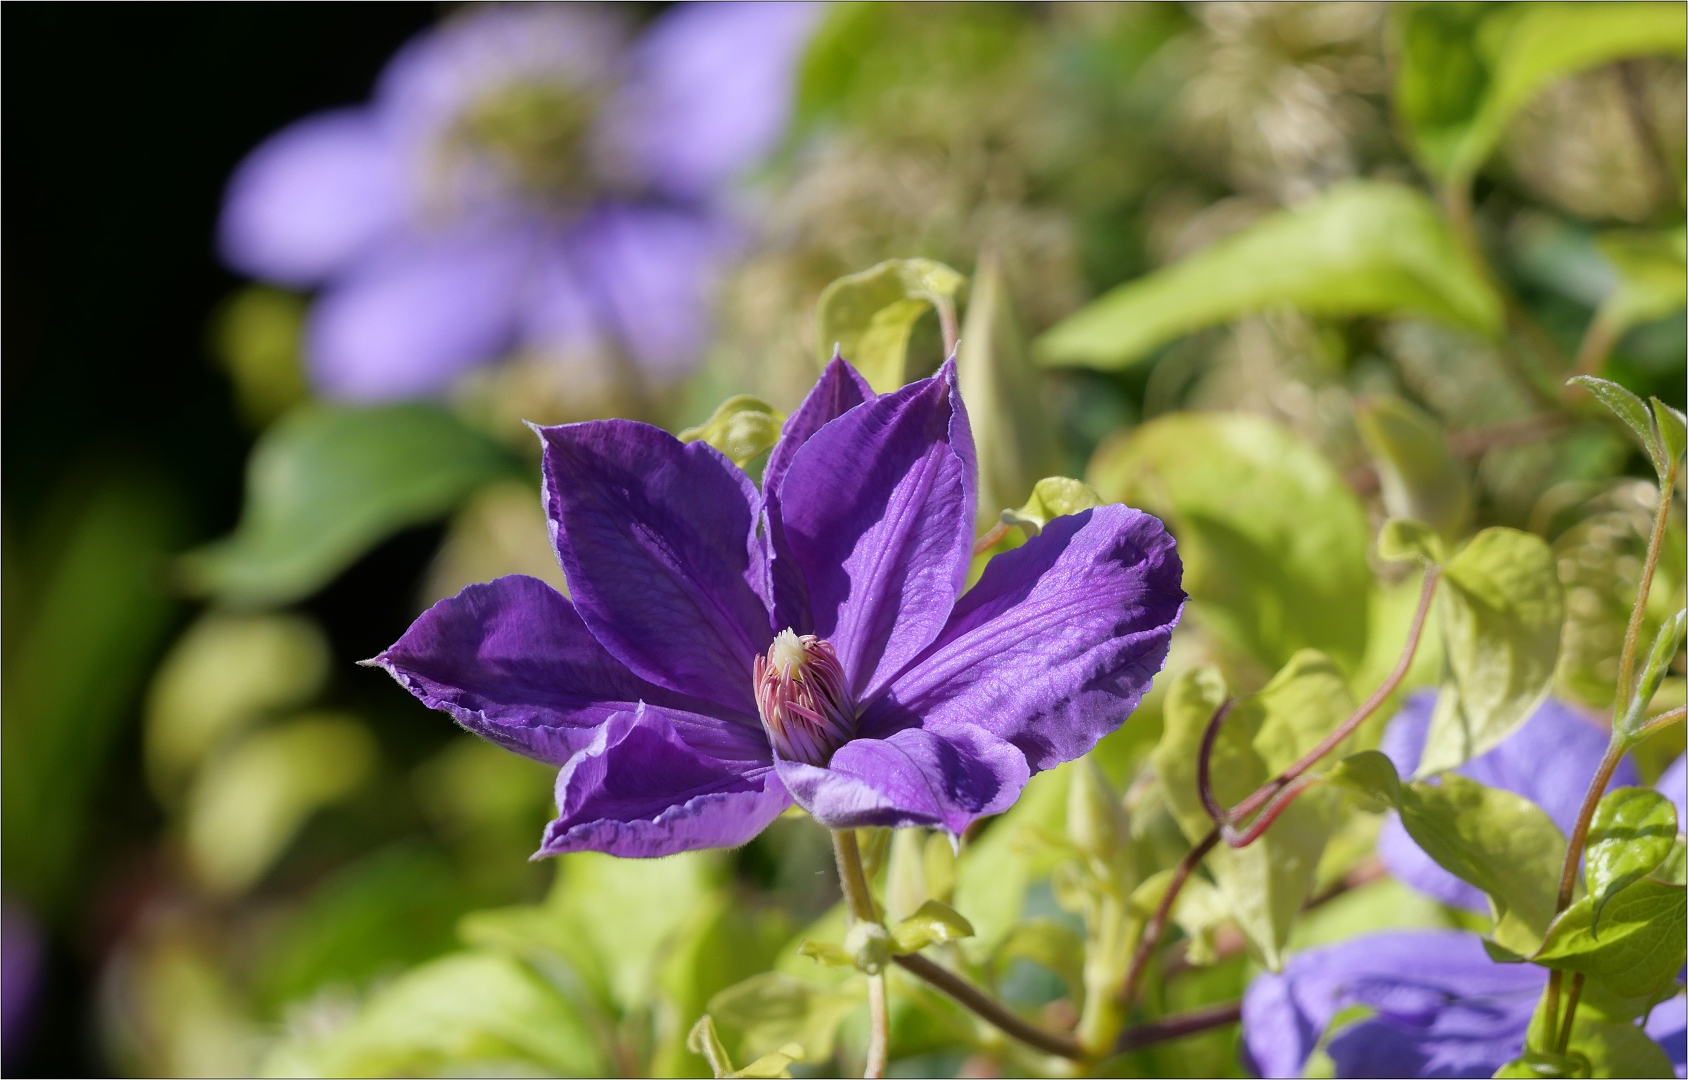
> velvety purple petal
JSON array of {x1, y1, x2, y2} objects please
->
[
  {"x1": 539, "y1": 705, "x2": 789, "y2": 858},
  {"x1": 863, "y1": 504, "x2": 1184, "y2": 772},
  {"x1": 1378, "y1": 694, "x2": 1641, "y2": 907},
  {"x1": 1645, "y1": 994, "x2": 1686, "y2": 1078},
  {"x1": 537, "y1": 420, "x2": 773, "y2": 714},
  {"x1": 1242, "y1": 931, "x2": 1545, "y2": 1079},
  {"x1": 219, "y1": 109, "x2": 407, "y2": 287},
  {"x1": 776, "y1": 726, "x2": 1028, "y2": 834},
  {"x1": 563, "y1": 204, "x2": 734, "y2": 382},
  {"x1": 601, "y1": 1, "x2": 821, "y2": 199},
  {"x1": 371, "y1": 575, "x2": 765, "y2": 766},
  {"x1": 1658, "y1": 755, "x2": 1686, "y2": 833},
  {"x1": 307, "y1": 219, "x2": 532, "y2": 400},
  {"x1": 762, "y1": 355, "x2": 875, "y2": 634},
  {"x1": 778, "y1": 361, "x2": 977, "y2": 702}
]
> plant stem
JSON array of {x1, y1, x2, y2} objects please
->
[
  {"x1": 1218, "y1": 566, "x2": 1440, "y2": 828},
  {"x1": 1633, "y1": 705, "x2": 1687, "y2": 741},
  {"x1": 1117, "y1": 828, "x2": 1220, "y2": 1013},
  {"x1": 892, "y1": 954, "x2": 1082, "y2": 1060},
  {"x1": 1615, "y1": 473, "x2": 1676, "y2": 726},
  {"x1": 1541, "y1": 462, "x2": 1676, "y2": 1045},
  {"x1": 833, "y1": 829, "x2": 889, "y2": 1079},
  {"x1": 1114, "y1": 1000, "x2": 1242, "y2": 1053},
  {"x1": 1555, "y1": 974, "x2": 1586, "y2": 1055}
]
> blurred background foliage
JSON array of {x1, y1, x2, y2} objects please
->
[{"x1": 3, "y1": 3, "x2": 1683, "y2": 1076}]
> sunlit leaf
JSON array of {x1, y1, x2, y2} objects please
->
[
  {"x1": 1355, "y1": 396, "x2": 1472, "y2": 543},
  {"x1": 144, "y1": 611, "x2": 329, "y2": 798},
  {"x1": 1376, "y1": 517, "x2": 1448, "y2": 566},
  {"x1": 1417, "y1": 528, "x2": 1563, "y2": 776},
  {"x1": 707, "y1": 972, "x2": 859, "y2": 1065},
  {"x1": 679, "y1": 395, "x2": 787, "y2": 470},
  {"x1": 888, "y1": 899, "x2": 975, "y2": 954},
  {"x1": 181, "y1": 403, "x2": 519, "y2": 607},
  {"x1": 1584, "y1": 788, "x2": 1678, "y2": 934},
  {"x1": 999, "y1": 476, "x2": 1104, "y2": 538},
  {"x1": 814, "y1": 258, "x2": 965, "y2": 393},
  {"x1": 1652, "y1": 396, "x2": 1687, "y2": 467},
  {"x1": 1394, "y1": 2, "x2": 1687, "y2": 188},
  {"x1": 1534, "y1": 876, "x2": 1687, "y2": 998},
  {"x1": 1089, "y1": 412, "x2": 1370, "y2": 672},
  {"x1": 1036, "y1": 182, "x2": 1501, "y2": 370},
  {"x1": 259, "y1": 950, "x2": 603, "y2": 1078},
  {"x1": 1571, "y1": 375, "x2": 1670, "y2": 482},
  {"x1": 957, "y1": 251, "x2": 1062, "y2": 522},
  {"x1": 951, "y1": 766, "x2": 1069, "y2": 951},
  {"x1": 1395, "y1": 774, "x2": 1565, "y2": 955},
  {"x1": 184, "y1": 712, "x2": 377, "y2": 895},
  {"x1": 1595, "y1": 228, "x2": 1688, "y2": 334}
]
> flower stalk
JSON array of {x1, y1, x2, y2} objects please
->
[{"x1": 832, "y1": 829, "x2": 890, "y2": 1079}]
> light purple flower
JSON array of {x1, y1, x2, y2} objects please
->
[
  {"x1": 219, "y1": 3, "x2": 820, "y2": 402},
  {"x1": 1376, "y1": 694, "x2": 1641, "y2": 911},
  {"x1": 1241, "y1": 694, "x2": 1687, "y2": 1079},
  {"x1": 371, "y1": 358, "x2": 1185, "y2": 856}
]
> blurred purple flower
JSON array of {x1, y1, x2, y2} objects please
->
[
  {"x1": 219, "y1": 2, "x2": 819, "y2": 401},
  {"x1": 371, "y1": 358, "x2": 1185, "y2": 856},
  {"x1": 1376, "y1": 694, "x2": 1641, "y2": 910},
  {"x1": 2, "y1": 898, "x2": 44, "y2": 1068},
  {"x1": 1241, "y1": 697, "x2": 1687, "y2": 1078}
]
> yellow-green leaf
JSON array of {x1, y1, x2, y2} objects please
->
[{"x1": 815, "y1": 258, "x2": 965, "y2": 393}]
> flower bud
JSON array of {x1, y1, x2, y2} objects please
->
[
  {"x1": 754, "y1": 630, "x2": 855, "y2": 766},
  {"x1": 843, "y1": 921, "x2": 892, "y2": 975}
]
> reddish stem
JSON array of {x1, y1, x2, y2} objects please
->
[{"x1": 1116, "y1": 828, "x2": 1220, "y2": 1013}]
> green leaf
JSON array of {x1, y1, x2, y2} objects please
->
[
  {"x1": 1395, "y1": 2, "x2": 1687, "y2": 188},
  {"x1": 1394, "y1": 773, "x2": 1565, "y2": 954},
  {"x1": 957, "y1": 251, "x2": 1063, "y2": 522},
  {"x1": 184, "y1": 712, "x2": 377, "y2": 896},
  {"x1": 259, "y1": 950, "x2": 603, "y2": 1078},
  {"x1": 181, "y1": 403, "x2": 519, "y2": 606},
  {"x1": 1154, "y1": 657, "x2": 1353, "y2": 968},
  {"x1": 950, "y1": 766, "x2": 1069, "y2": 950},
  {"x1": 1354, "y1": 396, "x2": 1472, "y2": 543},
  {"x1": 815, "y1": 258, "x2": 965, "y2": 393},
  {"x1": 1651, "y1": 396, "x2": 1687, "y2": 467},
  {"x1": 212, "y1": 285, "x2": 310, "y2": 428},
  {"x1": 733, "y1": 1044, "x2": 806, "y2": 1080},
  {"x1": 688, "y1": 1014, "x2": 736, "y2": 1078},
  {"x1": 1585, "y1": 788, "x2": 1678, "y2": 935},
  {"x1": 1088, "y1": 412, "x2": 1370, "y2": 672},
  {"x1": 707, "y1": 972, "x2": 859, "y2": 1065},
  {"x1": 679, "y1": 395, "x2": 787, "y2": 470},
  {"x1": 1534, "y1": 876, "x2": 1687, "y2": 998},
  {"x1": 1377, "y1": 518, "x2": 1448, "y2": 566},
  {"x1": 1417, "y1": 528, "x2": 1563, "y2": 776},
  {"x1": 1650, "y1": 836, "x2": 1686, "y2": 887},
  {"x1": 1326, "y1": 750, "x2": 1403, "y2": 813},
  {"x1": 1000, "y1": 476, "x2": 1105, "y2": 538},
  {"x1": 144, "y1": 611, "x2": 329, "y2": 798},
  {"x1": 797, "y1": 940, "x2": 853, "y2": 968},
  {"x1": 1625, "y1": 610, "x2": 1684, "y2": 734},
  {"x1": 888, "y1": 899, "x2": 975, "y2": 954},
  {"x1": 1035, "y1": 181, "x2": 1501, "y2": 370},
  {"x1": 1, "y1": 474, "x2": 186, "y2": 909},
  {"x1": 1064, "y1": 755, "x2": 1128, "y2": 863},
  {"x1": 1570, "y1": 375, "x2": 1670, "y2": 483}
]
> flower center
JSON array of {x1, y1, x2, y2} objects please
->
[{"x1": 754, "y1": 629, "x2": 855, "y2": 766}]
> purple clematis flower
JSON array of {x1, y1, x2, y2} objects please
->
[
  {"x1": 1242, "y1": 697, "x2": 1687, "y2": 1078},
  {"x1": 370, "y1": 358, "x2": 1185, "y2": 856},
  {"x1": 219, "y1": 3, "x2": 819, "y2": 401}
]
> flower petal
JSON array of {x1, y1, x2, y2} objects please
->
[
  {"x1": 562, "y1": 205, "x2": 734, "y2": 382},
  {"x1": 776, "y1": 726, "x2": 1028, "y2": 834},
  {"x1": 777, "y1": 360, "x2": 977, "y2": 701},
  {"x1": 1241, "y1": 930, "x2": 1544, "y2": 1079},
  {"x1": 763, "y1": 355, "x2": 875, "y2": 633},
  {"x1": 864, "y1": 504, "x2": 1184, "y2": 772},
  {"x1": 537, "y1": 419, "x2": 774, "y2": 714},
  {"x1": 218, "y1": 109, "x2": 406, "y2": 287},
  {"x1": 600, "y1": 1, "x2": 821, "y2": 199},
  {"x1": 1658, "y1": 754, "x2": 1686, "y2": 833},
  {"x1": 307, "y1": 219, "x2": 531, "y2": 400},
  {"x1": 371, "y1": 575, "x2": 765, "y2": 766},
  {"x1": 539, "y1": 705, "x2": 789, "y2": 858},
  {"x1": 1378, "y1": 694, "x2": 1640, "y2": 908}
]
